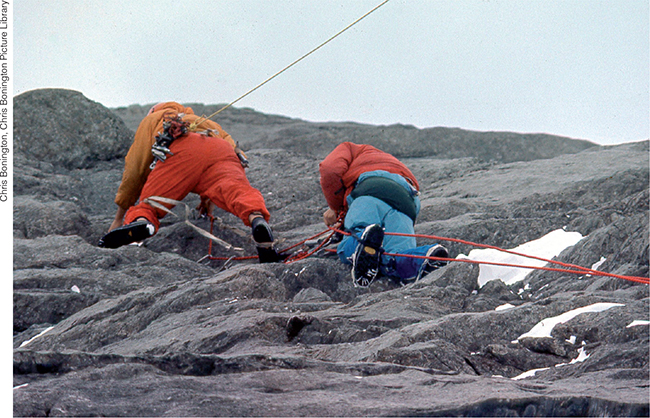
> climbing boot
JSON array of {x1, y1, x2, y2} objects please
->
[
  {"x1": 98, "y1": 220, "x2": 155, "y2": 249},
  {"x1": 413, "y1": 244, "x2": 449, "y2": 282},
  {"x1": 252, "y1": 217, "x2": 281, "y2": 263},
  {"x1": 351, "y1": 224, "x2": 384, "y2": 287}
]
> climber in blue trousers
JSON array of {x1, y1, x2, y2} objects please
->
[{"x1": 320, "y1": 142, "x2": 449, "y2": 287}]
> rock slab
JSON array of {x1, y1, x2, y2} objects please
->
[{"x1": 13, "y1": 89, "x2": 649, "y2": 417}]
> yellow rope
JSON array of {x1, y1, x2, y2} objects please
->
[{"x1": 190, "y1": 0, "x2": 390, "y2": 131}]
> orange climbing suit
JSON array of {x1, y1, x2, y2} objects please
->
[{"x1": 115, "y1": 102, "x2": 270, "y2": 231}]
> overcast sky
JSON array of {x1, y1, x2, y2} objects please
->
[{"x1": 14, "y1": 0, "x2": 649, "y2": 145}]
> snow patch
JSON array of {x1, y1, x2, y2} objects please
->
[
  {"x1": 626, "y1": 320, "x2": 650, "y2": 328},
  {"x1": 569, "y1": 346, "x2": 591, "y2": 364},
  {"x1": 515, "y1": 302, "x2": 625, "y2": 341},
  {"x1": 590, "y1": 257, "x2": 607, "y2": 271},
  {"x1": 512, "y1": 367, "x2": 550, "y2": 380},
  {"x1": 513, "y1": 344, "x2": 590, "y2": 379},
  {"x1": 19, "y1": 326, "x2": 55, "y2": 348},
  {"x1": 457, "y1": 229, "x2": 584, "y2": 288}
]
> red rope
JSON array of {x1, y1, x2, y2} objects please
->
[
  {"x1": 282, "y1": 231, "x2": 336, "y2": 263},
  {"x1": 331, "y1": 228, "x2": 649, "y2": 285},
  {"x1": 203, "y1": 217, "x2": 334, "y2": 263},
  {"x1": 200, "y1": 218, "x2": 648, "y2": 285},
  {"x1": 386, "y1": 232, "x2": 650, "y2": 284},
  {"x1": 203, "y1": 215, "x2": 257, "y2": 261},
  {"x1": 382, "y1": 252, "x2": 650, "y2": 285}
]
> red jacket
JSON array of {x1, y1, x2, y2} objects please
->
[{"x1": 319, "y1": 142, "x2": 419, "y2": 213}]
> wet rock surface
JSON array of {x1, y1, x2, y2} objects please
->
[{"x1": 13, "y1": 89, "x2": 649, "y2": 416}]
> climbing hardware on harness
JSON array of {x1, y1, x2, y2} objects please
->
[{"x1": 150, "y1": 115, "x2": 189, "y2": 169}]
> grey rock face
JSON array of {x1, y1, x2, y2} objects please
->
[
  {"x1": 13, "y1": 89, "x2": 649, "y2": 417},
  {"x1": 14, "y1": 88, "x2": 133, "y2": 169}
]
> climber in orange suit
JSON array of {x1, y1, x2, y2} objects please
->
[{"x1": 100, "y1": 101, "x2": 280, "y2": 262}]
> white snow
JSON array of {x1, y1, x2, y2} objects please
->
[
  {"x1": 19, "y1": 326, "x2": 54, "y2": 348},
  {"x1": 626, "y1": 320, "x2": 650, "y2": 328},
  {"x1": 512, "y1": 367, "x2": 550, "y2": 380},
  {"x1": 515, "y1": 302, "x2": 625, "y2": 341},
  {"x1": 590, "y1": 257, "x2": 607, "y2": 271},
  {"x1": 455, "y1": 229, "x2": 633, "y2": 381},
  {"x1": 457, "y1": 229, "x2": 584, "y2": 288},
  {"x1": 568, "y1": 346, "x2": 591, "y2": 364},
  {"x1": 512, "y1": 344, "x2": 591, "y2": 380}
]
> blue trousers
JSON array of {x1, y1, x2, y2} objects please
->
[{"x1": 337, "y1": 195, "x2": 436, "y2": 280}]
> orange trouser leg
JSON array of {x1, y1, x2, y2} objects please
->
[
  {"x1": 124, "y1": 133, "x2": 208, "y2": 230},
  {"x1": 124, "y1": 133, "x2": 270, "y2": 230},
  {"x1": 193, "y1": 137, "x2": 270, "y2": 227}
]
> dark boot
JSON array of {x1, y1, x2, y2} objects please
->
[
  {"x1": 98, "y1": 220, "x2": 155, "y2": 249},
  {"x1": 414, "y1": 244, "x2": 449, "y2": 281},
  {"x1": 251, "y1": 217, "x2": 282, "y2": 263},
  {"x1": 351, "y1": 224, "x2": 384, "y2": 287}
]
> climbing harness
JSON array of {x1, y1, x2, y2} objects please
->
[
  {"x1": 150, "y1": 114, "x2": 189, "y2": 169},
  {"x1": 189, "y1": 0, "x2": 391, "y2": 131},
  {"x1": 151, "y1": 115, "x2": 249, "y2": 169}
]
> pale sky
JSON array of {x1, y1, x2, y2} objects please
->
[{"x1": 14, "y1": 0, "x2": 650, "y2": 145}]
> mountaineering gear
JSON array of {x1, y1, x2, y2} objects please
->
[
  {"x1": 98, "y1": 220, "x2": 155, "y2": 249},
  {"x1": 115, "y1": 102, "x2": 237, "y2": 210},
  {"x1": 414, "y1": 244, "x2": 450, "y2": 282},
  {"x1": 252, "y1": 216, "x2": 274, "y2": 242},
  {"x1": 123, "y1": 132, "x2": 270, "y2": 231},
  {"x1": 251, "y1": 217, "x2": 282, "y2": 263},
  {"x1": 319, "y1": 142, "x2": 419, "y2": 215},
  {"x1": 150, "y1": 116, "x2": 188, "y2": 169},
  {"x1": 234, "y1": 143, "x2": 249, "y2": 168},
  {"x1": 349, "y1": 172, "x2": 419, "y2": 222},
  {"x1": 109, "y1": 100, "x2": 276, "y2": 262},
  {"x1": 351, "y1": 224, "x2": 384, "y2": 287}
]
